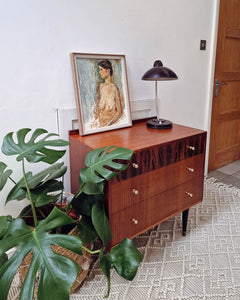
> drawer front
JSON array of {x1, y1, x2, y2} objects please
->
[
  {"x1": 113, "y1": 132, "x2": 206, "y2": 182},
  {"x1": 110, "y1": 200, "x2": 146, "y2": 247},
  {"x1": 175, "y1": 176, "x2": 204, "y2": 211},
  {"x1": 108, "y1": 154, "x2": 205, "y2": 214},
  {"x1": 109, "y1": 177, "x2": 203, "y2": 245},
  {"x1": 146, "y1": 177, "x2": 203, "y2": 227},
  {"x1": 109, "y1": 177, "x2": 204, "y2": 246}
]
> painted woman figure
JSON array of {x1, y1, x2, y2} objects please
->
[{"x1": 94, "y1": 60, "x2": 123, "y2": 127}]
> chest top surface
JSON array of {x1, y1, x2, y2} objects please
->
[{"x1": 69, "y1": 121, "x2": 206, "y2": 151}]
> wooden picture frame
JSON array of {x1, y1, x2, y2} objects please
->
[{"x1": 70, "y1": 53, "x2": 132, "y2": 136}]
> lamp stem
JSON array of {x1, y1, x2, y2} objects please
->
[{"x1": 155, "y1": 81, "x2": 160, "y2": 121}]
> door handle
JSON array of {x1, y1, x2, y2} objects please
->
[{"x1": 215, "y1": 79, "x2": 228, "y2": 97}]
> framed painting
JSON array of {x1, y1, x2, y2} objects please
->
[{"x1": 70, "y1": 53, "x2": 132, "y2": 136}]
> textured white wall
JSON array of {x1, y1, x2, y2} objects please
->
[{"x1": 0, "y1": 0, "x2": 218, "y2": 216}]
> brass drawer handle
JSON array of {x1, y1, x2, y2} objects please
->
[
  {"x1": 132, "y1": 163, "x2": 139, "y2": 169},
  {"x1": 187, "y1": 145, "x2": 195, "y2": 151},
  {"x1": 132, "y1": 188, "x2": 139, "y2": 195},
  {"x1": 186, "y1": 167, "x2": 194, "y2": 173},
  {"x1": 185, "y1": 192, "x2": 193, "y2": 197},
  {"x1": 132, "y1": 218, "x2": 138, "y2": 225}
]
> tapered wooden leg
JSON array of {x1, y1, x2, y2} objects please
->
[{"x1": 182, "y1": 209, "x2": 189, "y2": 236}]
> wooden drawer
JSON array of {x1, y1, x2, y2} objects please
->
[
  {"x1": 110, "y1": 177, "x2": 203, "y2": 246},
  {"x1": 146, "y1": 177, "x2": 203, "y2": 227},
  {"x1": 113, "y1": 132, "x2": 206, "y2": 182},
  {"x1": 109, "y1": 177, "x2": 203, "y2": 246},
  {"x1": 110, "y1": 200, "x2": 146, "y2": 246},
  {"x1": 176, "y1": 177, "x2": 204, "y2": 211},
  {"x1": 108, "y1": 154, "x2": 204, "y2": 214}
]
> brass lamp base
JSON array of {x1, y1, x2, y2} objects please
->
[{"x1": 147, "y1": 118, "x2": 172, "y2": 129}]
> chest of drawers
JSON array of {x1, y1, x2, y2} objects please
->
[{"x1": 69, "y1": 120, "x2": 206, "y2": 248}]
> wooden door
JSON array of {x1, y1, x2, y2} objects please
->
[{"x1": 208, "y1": 0, "x2": 240, "y2": 172}]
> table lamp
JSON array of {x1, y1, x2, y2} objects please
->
[{"x1": 142, "y1": 60, "x2": 178, "y2": 129}]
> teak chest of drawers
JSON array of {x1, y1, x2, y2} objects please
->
[{"x1": 69, "y1": 120, "x2": 206, "y2": 249}]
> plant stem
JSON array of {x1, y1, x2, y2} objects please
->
[
  {"x1": 8, "y1": 176, "x2": 17, "y2": 185},
  {"x1": 22, "y1": 159, "x2": 38, "y2": 227},
  {"x1": 59, "y1": 176, "x2": 65, "y2": 208},
  {"x1": 73, "y1": 182, "x2": 85, "y2": 199},
  {"x1": 81, "y1": 245, "x2": 101, "y2": 255}
]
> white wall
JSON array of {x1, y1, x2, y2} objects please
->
[{"x1": 0, "y1": 0, "x2": 218, "y2": 216}]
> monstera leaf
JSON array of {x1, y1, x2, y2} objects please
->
[
  {"x1": 99, "y1": 249, "x2": 111, "y2": 298},
  {"x1": 0, "y1": 216, "x2": 13, "y2": 277},
  {"x1": 6, "y1": 163, "x2": 67, "y2": 204},
  {"x1": 30, "y1": 180, "x2": 64, "y2": 207},
  {"x1": 107, "y1": 238, "x2": 143, "y2": 280},
  {"x1": 76, "y1": 216, "x2": 98, "y2": 244},
  {"x1": 100, "y1": 238, "x2": 143, "y2": 298},
  {"x1": 92, "y1": 201, "x2": 112, "y2": 246},
  {"x1": 0, "y1": 207, "x2": 83, "y2": 300},
  {"x1": 0, "y1": 253, "x2": 8, "y2": 268},
  {"x1": 74, "y1": 178, "x2": 104, "y2": 198},
  {"x1": 25, "y1": 162, "x2": 67, "y2": 188},
  {"x1": 1, "y1": 128, "x2": 69, "y2": 164},
  {"x1": 0, "y1": 162, "x2": 12, "y2": 191},
  {"x1": 71, "y1": 192, "x2": 104, "y2": 217},
  {"x1": 0, "y1": 215, "x2": 13, "y2": 239},
  {"x1": 80, "y1": 146, "x2": 133, "y2": 184}
]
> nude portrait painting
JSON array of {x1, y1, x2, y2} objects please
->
[{"x1": 70, "y1": 53, "x2": 132, "y2": 136}]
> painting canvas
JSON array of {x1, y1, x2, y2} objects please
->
[{"x1": 70, "y1": 53, "x2": 132, "y2": 136}]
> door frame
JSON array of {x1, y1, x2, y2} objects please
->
[{"x1": 204, "y1": 0, "x2": 221, "y2": 174}]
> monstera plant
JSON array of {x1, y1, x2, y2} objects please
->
[{"x1": 0, "y1": 128, "x2": 143, "y2": 300}]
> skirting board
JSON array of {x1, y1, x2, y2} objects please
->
[{"x1": 56, "y1": 99, "x2": 155, "y2": 192}]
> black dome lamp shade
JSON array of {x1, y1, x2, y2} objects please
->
[{"x1": 142, "y1": 60, "x2": 178, "y2": 129}]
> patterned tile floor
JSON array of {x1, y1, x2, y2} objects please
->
[{"x1": 208, "y1": 159, "x2": 240, "y2": 188}]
